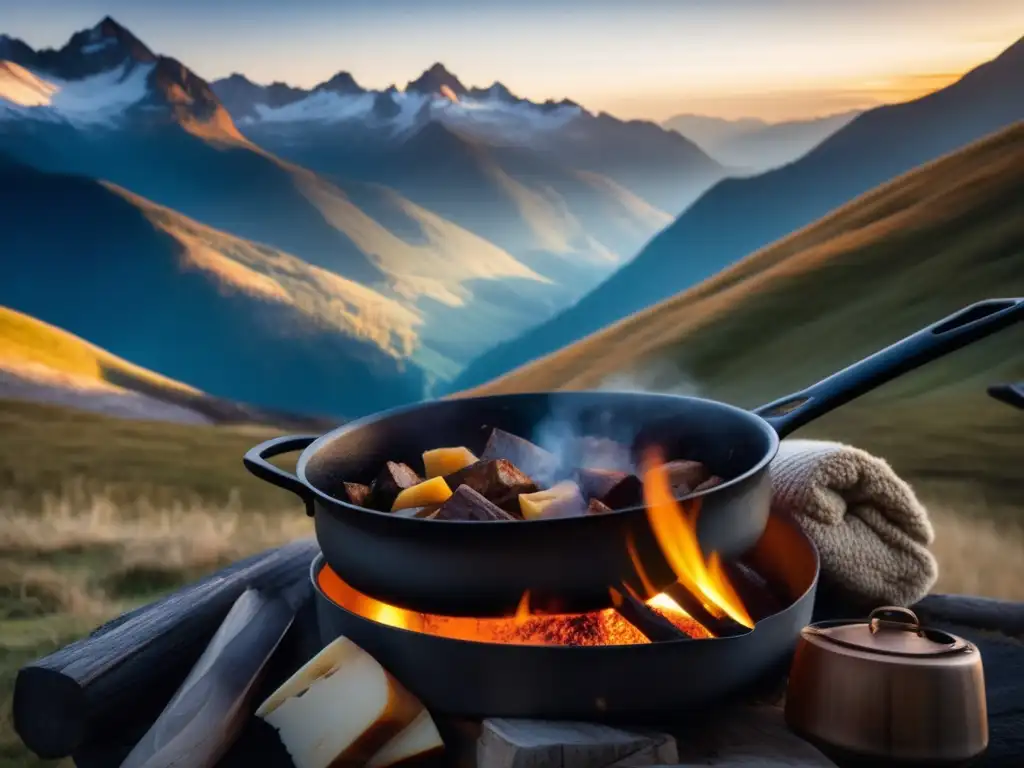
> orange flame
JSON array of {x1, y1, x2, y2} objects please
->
[
  {"x1": 514, "y1": 591, "x2": 532, "y2": 626},
  {"x1": 639, "y1": 448, "x2": 754, "y2": 630}
]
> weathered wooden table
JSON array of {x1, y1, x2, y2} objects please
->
[{"x1": 15, "y1": 543, "x2": 1024, "y2": 768}]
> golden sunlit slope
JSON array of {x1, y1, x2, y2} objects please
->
[
  {"x1": 465, "y1": 122, "x2": 1024, "y2": 502},
  {"x1": 0, "y1": 306, "x2": 235, "y2": 425},
  {"x1": 0, "y1": 305, "x2": 196, "y2": 395},
  {"x1": 0, "y1": 307, "x2": 335, "y2": 429},
  {"x1": 112, "y1": 183, "x2": 423, "y2": 358}
]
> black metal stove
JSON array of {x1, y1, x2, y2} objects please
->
[{"x1": 313, "y1": 509, "x2": 819, "y2": 720}]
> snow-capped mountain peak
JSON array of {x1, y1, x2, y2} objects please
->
[
  {"x1": 0, "y1": 18, "x2": 241, "y2": 139},
  {"x1": 208, "y1": 62, "x2": 588, "y2": 146}
]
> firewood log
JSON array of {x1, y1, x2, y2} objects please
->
[
  {"x1": 608, "y1": 586, "x2": 691, "y2": 643},
  {"x1": 119, "y1": 586, "x2": 303, "y2": 768},
  {"x1": 13, "y1": 539, "x2": 318, "y2": 760}
]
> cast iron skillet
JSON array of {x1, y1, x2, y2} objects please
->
[{"x1": 245, "y1": 298, "x2": 1023, "y2": 617}]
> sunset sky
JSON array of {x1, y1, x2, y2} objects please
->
[{"x1": 2, "y1": 0, "x2": 1021, "y2": 122}]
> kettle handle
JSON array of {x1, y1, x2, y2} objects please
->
[{"x1": 869, "y1": 606, "x2": 922, "y2": 635}]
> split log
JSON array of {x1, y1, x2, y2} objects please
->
[
  {"x1": 662, "y1": 583, "x2": 750, "y2": 638},
  {"x1": 609, "y1": 586, "x2": 691, "y2": 643},
  {"x1": 13, "y1": 538, "x2": 319, "y2": 760},
  {"x1": 480, "y1": 428, "x2": 558, "y2": 483},
  {"x1": 723, "y1": 562, "x2": 784, "y2": 622},
  {"x1": 477, "y1": 719, "x2": 677, "y2": 768},
  {"x1": 119, "y1": 586, "x2": 302, "y2": 768},
  {"x1": 913, "y1": 594, "x2": 1024, "y2": 638},
  {"x1": 444, "y1": 459, "x2": 538, "y2": 513}
]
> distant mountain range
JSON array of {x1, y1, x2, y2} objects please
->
[
  {"x1": 450, "y1": 36, "x2": 1024, "y2": 393},
  {"x1": 462, "y1": 122, "x2": 1024, "y2": 499},
  {"x1": 211, "y1": 64, "x2": 723, "y2": 215},
  {"x1": 0, "y1": 17, "x2": 724, "y2": 409},
  {"x1": 663, "y1": 110, "x2": 861, "y2": 173}
]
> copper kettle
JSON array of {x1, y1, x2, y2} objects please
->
[{"x1": 785, "y1": 606, "x2": 988, "y2": 765}]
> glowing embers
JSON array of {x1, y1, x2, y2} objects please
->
[{"x1": 318, "y1": 567, "x2": 717, "y2": 647}]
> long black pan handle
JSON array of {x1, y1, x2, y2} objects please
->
[
  {"x1": 243, "y1": 435, "x2": 319, "y2": 515},
  {"x1": 753, "y1": 298, "x2": 1024, "y2": 438},
  {"x1": 988, "y1": 382, "x2": 1024, "y2": 410}
]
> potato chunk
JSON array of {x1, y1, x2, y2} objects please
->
[
  {"x1": 391, "y1": 476, "x2": 453, "y2": 511},
  {"x1": 422, "y1": 446, "x2": 479, "y2": 479}
]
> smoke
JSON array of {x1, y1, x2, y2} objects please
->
[
  {"x1": 595, "y1": 358, "x2": 703, "y2": 398},
  {"x1": 529, "y1": 359, "x2": 704, "y2": 480}
]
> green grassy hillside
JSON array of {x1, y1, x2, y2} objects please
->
[{"x1": 467, "y1": 123, "x2": 1024, "y2": 508}]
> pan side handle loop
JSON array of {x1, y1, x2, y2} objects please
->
[
  {"x1": 243, "y1": 435, "x2": 319, "y2": 516},
  {"x1": 753, "y1": 298, "x2": 1024, "y2": 438}
]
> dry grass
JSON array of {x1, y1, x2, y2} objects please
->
[
  {"x1": 927, "y1": 496, "x2": 1024, "y2": 600},
  {"x1": 0, "y1": 489, "x2": 312, "y2": 767}
]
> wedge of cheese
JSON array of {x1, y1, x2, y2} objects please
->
[
  {"x1": 256, "y1": 636, "x2": 441, "y2": 768},
  {"x1": 367, "y1": 708, "x2": 445, "y2": 767}
]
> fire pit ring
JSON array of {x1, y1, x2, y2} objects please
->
[{"x1": 313, "y1": 509, "x2": 819, "y2": 720}]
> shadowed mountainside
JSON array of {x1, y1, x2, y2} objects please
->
[{"x1": 0, "y1": 155, "x2": 426, "y2": 418}]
